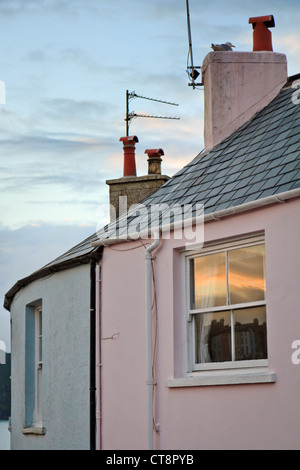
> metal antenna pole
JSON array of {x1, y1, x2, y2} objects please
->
[
  {"x1": 126, "y1": 90, "x2": 129, "y2": 136},
  {"x1": 186, "y1": 0, "x2": 196, "y2": 89}
]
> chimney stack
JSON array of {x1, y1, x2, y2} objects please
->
[
  {"x1": 145, "y1": 148, "x2": 164, "y2": 175},
  {"x1": 202, "y1": 15, "x2": 287, "y2": 150},
  {"x1": 106, "y1": 139, "x2": 170, "y2": 221}
]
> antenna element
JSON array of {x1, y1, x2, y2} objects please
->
[{"x1": 125, "y1": 90, "x2": 180, "y2": 135}]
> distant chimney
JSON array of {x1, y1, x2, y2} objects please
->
[
  {"x1": 106, "y1": 139, "x2": 170, "y2": 221},
  {"x1": 202, "y1": 15, "x2": 287, "y2": 150},
  {"x1": 249, "y1": 15, "x2": 275, "y2": 52},
  {"x1": 145, "y1": 148, "x2": 164, "y2": 175}
]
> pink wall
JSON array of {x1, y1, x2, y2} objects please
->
[{"x1": 100, "y1": 198, "x2": 300, "y2": 450}]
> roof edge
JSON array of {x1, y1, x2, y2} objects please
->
[
  {"x1": 92, "y1": 188, "x2": 300, "y2": 247},
  {"x1": 287, "y1": 73, "x2": 300, "y2": 83},
  {"x1": 3, "y1": 249, "x2": 103, "y2": 312}
]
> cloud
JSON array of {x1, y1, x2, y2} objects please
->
[
  {"x1": 27, "y1": 199, "x2": 100, "y2": 206},
  {"x1": 26, "y1": 49, "x2": 47, "y2": 62},
  {"x1": 38, "y1": 98, "x2": 115, "y2": 130},
  {"x1": 0, "y1": 0, "x2": 83, "y2": 17},
  {"x1": 0, "y1": 132, "x2": 111, "y2": 154},
  {"x1": 0, "y1": 222, "x2": 96, "y2": 285},
  {"x1": 0, "y1": 165, "x2": 106, "y2": 193},
  {"x1": 25, "y1": 46, "x2": 100, "y2": 74},
  {"x1": 277, "y1": 33, "x2": 300, "y2": 54},
  {"x1": 0, "y1": 221, "x2": 96, "y2": 350}
]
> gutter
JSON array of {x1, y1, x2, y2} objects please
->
[{"x1": 91, "y1": 188, "x2": 300, "y2": 247}]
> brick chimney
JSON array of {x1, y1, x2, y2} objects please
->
[
  {"x1": 202, "y1": 15, "x2": 287, "y2": 150},
  {"x1": 106, "y1": 138, "x2": 170, "y2": 221}
]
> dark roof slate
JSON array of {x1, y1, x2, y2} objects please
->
[{"x1": 135, "y1": 78, "x2": 300, "y2": 215}]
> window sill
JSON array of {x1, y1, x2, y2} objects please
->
[
  {"x1": 166, "y1": 370, "x2": 276, "y2": 388},
  {"x1": 22, "y1": 426, "x2": 46, "y2": 436}
]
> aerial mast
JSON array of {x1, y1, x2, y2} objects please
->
[{"x1": 186, "y1": 0, "x2": 202, "y2": 88}]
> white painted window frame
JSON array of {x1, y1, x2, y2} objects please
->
[{"x1": 168, "y1": 234, "x2": 276, "y2": 388}]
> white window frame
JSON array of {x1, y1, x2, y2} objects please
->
[
  {"x1": 186, "y1": 235, "x2": 267, "y2": 373},
  {"x1": 166, "y1": 234, "x2": 276, "y2": 388}
]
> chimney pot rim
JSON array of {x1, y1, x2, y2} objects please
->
[
  {"x1": 144, "y1": 148, "x2": 164, "y2": 157},
  {"x1": 119, "y1": 135, "x2": 139, "y2": 144},
  {"x1": 249, "y1": 15, "x2": 275, "y2": 28}
]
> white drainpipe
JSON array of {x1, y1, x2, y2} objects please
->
[{"x1": 145, "y1": 231, "x2": 161, "y2": 450}]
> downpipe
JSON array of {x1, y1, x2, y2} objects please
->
[{"x1": 145, "y1": 231, "x2": 161, "y2": 450}]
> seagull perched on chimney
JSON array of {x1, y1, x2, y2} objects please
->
[{"x1": 211, "y1": 42, "x2": 235, "y2": 51}]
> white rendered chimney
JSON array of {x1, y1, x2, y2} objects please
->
[{"x1": 202, "y1": 16, "x2": 287, "y2": 150}]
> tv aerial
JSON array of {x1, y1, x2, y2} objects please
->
[
  {"x1": 125, "y1": 90, "x2": 180, "y2": 136},
  {"x1": 186, "y1": 0, "x2": 202, "y2": 89}
]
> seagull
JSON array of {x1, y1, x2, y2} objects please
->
[{"x1": 211, "y1": 42, "x2": 235, "y2": 51}]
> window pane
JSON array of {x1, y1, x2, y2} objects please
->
[
  {"x1": 38, "y1": 310, "x2": 42, "y2": 363},
  {"x1": 234, "y1": 306, "x2": 267, "y2": 361},
  {"x1": 195, "y1": 311, "x2": 231, "y2": 363},
  {"x1": 228, "y1": 244, "x2": 266, "y2": 304},
  {"x1": 192, "y1": 252, "x2": 227, "y2": 309},
  {"x1": 38, "y1": 338, "x2": 42, "y2": 364},
  {"x1": 38, "y1": 310, "x2": 42, "y2": 336}
]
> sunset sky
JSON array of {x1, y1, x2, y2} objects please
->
[{"x1": 0, "y1": 0, "x2": 299, "y2": 348}]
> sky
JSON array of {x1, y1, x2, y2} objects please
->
[{"x1": 0, "y1": 0, "x2": 299, "y2": 350}]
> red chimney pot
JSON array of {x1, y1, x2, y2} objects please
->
[
  {"x1": 144, "y1": 148, "x2": 164, "y2": 158},
  {"x1": 249, "y1": 15, "x2": 275, "y2": 52},
  {"x1": 119, "y1": 135, "x2": 139, "y2": 177}
]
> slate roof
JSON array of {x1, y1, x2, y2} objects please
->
[
  {"x1": 4, "y1": 75, "x2": 300, "y2": 309},
  {"x1": 136, "y1": 76, "x2": 300, "y2": 213},
  {"x1": 96, "y1": 74, "x2": 300, "y2": 242}
]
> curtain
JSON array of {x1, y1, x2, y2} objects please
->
[{"x1": 193, "y1": 252, "x2": 226, "y2": 363}]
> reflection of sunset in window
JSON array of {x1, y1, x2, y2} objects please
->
[
  {"x1": 228, "y1": 245, "x2": 265, "y2": 304},
  {"x1": 191, "y1": 244, "x2": 266, "y2": 308},
  {"x1": 193, "y1": 252, "x2": 227, "y2": 308},
  {"x1": 189, "y1": 241, "x2": 267, "y2": 366}
]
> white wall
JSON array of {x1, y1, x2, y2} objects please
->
[{"x1": 10, "y1": 264, "x2": 90, "y2": 450}]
